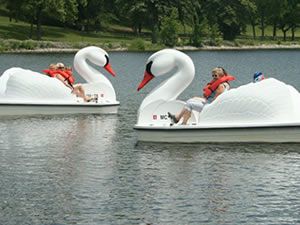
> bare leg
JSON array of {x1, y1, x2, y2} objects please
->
[
  {"x1": 72, "y1": 85, "x2": 91, "y2": 102},
  {"x1": 182, "y1": 110, "x2": 191, "y2": 125},
  {"x1": 169, "y1": 107, "x2": 191, "y2": 124},
  {"x1": 176, "y1": 108, "x2": 187, "y2": 121}
]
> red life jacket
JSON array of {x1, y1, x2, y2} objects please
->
[
  {"x1": 203, "y1": 75, "x2": 235, "y2": 98},
  {"x1": 43, "y1": 69, "x2": 75, "y2": 84},
  {"x1": 42, "y1": 69, "x2": 57, "y2": 77},
  {"x1": 59, "y1": 69, "x2": 75, "y2": 84}
]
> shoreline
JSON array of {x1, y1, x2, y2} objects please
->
[{"x1": 2, "y1": 44, "x2": 300, "y2": 53}]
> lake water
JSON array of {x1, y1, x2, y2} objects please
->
[{"x1": 0, "y1": 50, "x2": 300, "y2": 225}]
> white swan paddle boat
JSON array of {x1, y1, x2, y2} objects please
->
[
  {"x1": 0, "y1": 46, "x2": 119, "y2": 116},
  {"x1": 134, "y1": 49, "x2": 300, "y2": 143}
]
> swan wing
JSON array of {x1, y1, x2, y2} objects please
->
[
  {"x1": 2, "y1": 68, "x2": 76, "y2": 102},
  {"x1": 0, "y1": 67, "x2": 22, "y2": 95},
  {"x1": 200, "y1": 78, "x2": 300, "y2": 125}
]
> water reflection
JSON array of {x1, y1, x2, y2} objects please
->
[
  {"x1": 1, "y1": 50, "x2": 300, "y2": 224},
  {"x1": 0, "y1": 115, "x2": 118, "y2": 224},
  {"x1": 129, "y1": 143, "x2": 300, "y2": 224},
  {"x1": 1, "y1": 117, "x2": 300, "y2": 224}
]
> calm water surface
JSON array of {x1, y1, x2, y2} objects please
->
[{"x1": 0, "y1": 50, "x2": 300, "y2": 225}]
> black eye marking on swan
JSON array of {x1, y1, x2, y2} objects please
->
[
  {"x1": 104, "y1": 55, "x2": 109, "y2": 66},
  {"x1": 146, "y1": 61, "x2": 153, "y2": 75}
]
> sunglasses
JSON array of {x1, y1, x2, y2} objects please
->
[{"x1": 212, "y1": 74, "x2": 218, "y2": 78}]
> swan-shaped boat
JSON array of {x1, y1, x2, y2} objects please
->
[
  {"x1": 134, "y1": 49, "x2": 300, "y2": 143},
  {"x1": 0, "y1": 46, "x2": 119, "y2": 115}
]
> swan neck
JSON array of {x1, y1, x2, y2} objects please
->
[
  {"x1": 74, "y1": 54, "x2": 108, "y2": 84},
  {"x1": 140, "y1": 54, "x2": 195, "y2": 109}
]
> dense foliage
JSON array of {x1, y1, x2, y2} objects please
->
[{"x1": 0, "y1": 0, "x2": 299, "y2": 46}]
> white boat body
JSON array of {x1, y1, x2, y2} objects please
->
[
  {"x1": 0, "y1": 46, "x2": 119, "y2": 116},
  {"x1": 134, "y1": 123, "x2": 300, "y2": 143},
  {"x1": 0, "y1": 101, "x2": 119, "y2": 116},
  {"x1": 135, "y1": 49, "x2": 300, "y2": 143}
]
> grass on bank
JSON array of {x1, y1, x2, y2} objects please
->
[
  {"x1": 0, "y1": 15, "x2": 164, "y2": 51},
  {"x1": 0, "y1": 15, "x2": 299, "y2": 52}
]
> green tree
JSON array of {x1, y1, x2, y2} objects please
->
[
  {"x1": 290, "y1": 0, "x2": 300, "y2": 40},
  {"x1": 188, "y1": 0, "x2": 207, "y2": 46},
  {"x1": 21, "y1": 0, "x2": 78, "y2": 40},
  {"x1": 128, "y1": 2, "x2": 147, "y2": 35},
  {"x1": 63, "y1": 0, "x2": 79, "y2": 27},
  {"x1": 77, "y1": 0, "x2": 115, "y2": 32},
  {"x1": 191, "y1": 15, "x2": 210, "y2": 47},
  {"x1": 255, "y1": 0, "x2": 269, "y2": 39},
  {"x1": 145, "y1": 0, "x2": 160, "y2": 43},
  {"x1": 241, "y1": 0, "x2": 257, "y2": 39},
  {"x1": 267, "y1": 0, "x2": 287, "y2": 39},
  {"x1": 116, "y1": 0, "x2": 178, "y2": 43},
  {"x1": 115, "y1": 0, "x2": 147, "y2": 35},
  {"x1": 160, "y1": 8, "x2": 180, "y2": 47},
  {"x1": 2, "y1": 0, "x2": 26, "y2": 22},
  {"x1": 204, "y1": 0, "x2": 247, "y2": 40},
  {"x1": 174, "y1": 0, "x2": 194, "y2": 35},
  {"x1": 277, "y1": 0, "x2": 299, "y2": 41}
]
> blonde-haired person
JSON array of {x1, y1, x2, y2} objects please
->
[
  {"x1": 48, "y1": 63, "x2": 57, "y2": 70},
  {"x1": 168, "y1": 67, "x2": 235, "y2": 125},
  {"x1": 53, "y1": 63, "x2": 74, "y2": 90}
]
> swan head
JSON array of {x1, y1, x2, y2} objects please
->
[
  {"x1": 75, "y1": 46, "x2": 116, "y2": 76},
  {"x1": 137, "y1": 49, "x2": 177, "y2": 91},
  {"x1": 102, "y1": 55, "x2": 116, "y2": 77}
]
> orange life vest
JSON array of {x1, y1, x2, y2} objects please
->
[
  {"x1": 42, "y1": 69, "x2": 57, "y2": 77},
  {"x1": 203, "y1": 75, "x2": 235, "y2": 98},
  {"x1": 43, "y1": 68, "x2": 75, "y2": 84}
]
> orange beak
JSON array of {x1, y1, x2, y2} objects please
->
[
  {"x1": 104, "y1": 63, "x2": 116, "y2": 77},
  {"x1": 137, "y1": 71, "x2": 154, "y2": 91}
]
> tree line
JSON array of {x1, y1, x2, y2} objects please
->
[{"x1": 1, "y1": 0, "x2": 300, "y2": 46}]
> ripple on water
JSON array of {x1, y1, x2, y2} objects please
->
[{"x1": 1, "y1": 51, "x2": 300, "y2": 224}]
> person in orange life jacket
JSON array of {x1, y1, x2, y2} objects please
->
[
  {"x1": 168, "y1": 67, "x2": 235, "y2": 125},
  {"x1": 44, "y1": 63, "x2": 92, "y2": 102},
  {"x1": 54, "y1": 63, "x2": 75, "y2": 90},
  {"x1": 56, "y1": 62, "x2": 93, "y2": 102}
]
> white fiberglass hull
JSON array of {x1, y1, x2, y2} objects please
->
[
  {"x1": 0, "y1": 101, "x2": 119, "y2": 116},
  {"x1": 134, "y1": 123, "x2": 300, "y2": 143}
]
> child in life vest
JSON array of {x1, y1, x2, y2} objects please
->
[
  {"x1": 56, "y1": 62, "x2": 93, "y2": 102},
  {"x1": 55, "y1": 63, "x2": 75, "y2": 90},
  {"x1": 168, "y1": 67, "x2": 235, "y2": 125},
  {"x1": 44, "y1": 63, "x2": 92, "y2": 102}
]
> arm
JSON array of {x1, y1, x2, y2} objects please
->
[{"x1": 213, "y1": 83, "x2": 226, "y2": 100}]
